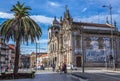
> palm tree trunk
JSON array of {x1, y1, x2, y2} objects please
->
[{"x1": 14, "y1": 37, "x2": 20, "y2": 74}]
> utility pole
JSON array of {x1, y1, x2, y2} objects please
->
[
  {"x1": 0, "y1": 44, "x2": 1, "y2": 73},
  {"x1": 36, "y1": 42, "x2": 37, "y2": 71},
  {"x1": 102, "y1": 4, "x2": 115, "y2": 70},
  {"x1": 81, "y1": 26, "x2": 84, "y2": 73}
]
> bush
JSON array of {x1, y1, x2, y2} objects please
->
[
  {"x1": 0, "y1": 72, "x2": 35, "y2": 80},
  {"x1": 31, "y1": 71, "x2": 35, "y2": 78},
  {"x1": 1, "y1": 72, "x2": 5, "y2": 75}
]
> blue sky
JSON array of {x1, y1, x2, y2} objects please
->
[{"x1": 0, "y1": 0, "x2": 120, "y2": 54}]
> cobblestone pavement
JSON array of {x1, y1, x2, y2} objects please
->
[{"x1": 0, "y1": 71, "x2": 79, "y2": 81}]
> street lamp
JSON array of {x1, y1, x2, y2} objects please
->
[
  {"x1": 36, "y1": 42, "x2": 37, "y2": 71},
  {"x1": 0, "y1": 43, "x2": 1, "y2": 73},
  {"x1": 102, "y1": 4, "x2": 112, "y2": 25},
  {"x1": 36, "y1": 41, "x2": 41, "y2": 71},
  {"x1": 81, "y1": 25, "x2": 85, "y2": 73},
  {"x1": 102, "y1": 4, "x2": 115, "y2": 70}
]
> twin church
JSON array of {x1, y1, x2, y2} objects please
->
[{"x1": 48, "y1": 7, "x2": 120, "y2": 68}]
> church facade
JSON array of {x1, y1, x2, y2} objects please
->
[{"x1": 48, "y1": 8, "x2": 120, "y2": 68}]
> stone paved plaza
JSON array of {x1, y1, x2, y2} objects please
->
[
  {"x1": 0, "y1": 68, "x2": 120, "y2": 81},
  {"x1": 0, "y1": 71, "x2": 79, "y2": 81}
]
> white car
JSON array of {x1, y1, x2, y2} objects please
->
[
  {"x1": 71, "y1": 65, "x2": 77, "y2": 70},
  {"x1": 67, "y1": 65, "x2": 77, "y2": 70}
]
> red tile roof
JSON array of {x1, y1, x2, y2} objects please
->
[
  {"x1": 37, "y1": 53, "x2": 48, "y2": 57},
  {"x1": 8, "y1": 44, "x2": 15, "y2": 50}
]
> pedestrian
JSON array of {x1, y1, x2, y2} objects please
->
[
  {"x1": 52, "y1": 64, "x2": 55, "y2": 72},
  {"x1": 64, "y1": 63, "x2": 67, "y2": 73},
  {"x1": 41, "y1": 64, "x2": 44, "y2": 70},
  {"x1": 5, "y1": 66, "x2": 8, "y2": 72},
  {"x1": 70, "y1": 63, "x2": 73, "y2": 71},
  {"x1": 62, "y1": 62, "x2": 67, "y2": 73}
]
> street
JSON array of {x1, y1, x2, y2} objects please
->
[
  {"x1": 0, "y1": 70, "x2": 79, "y2": 81},
  {"x1": 1, "y1": 68, "x2": 120, "y2": 81}
]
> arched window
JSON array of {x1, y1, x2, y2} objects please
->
[{"x1": 76, "y1": 36, "x2": 81, "y2": 48}]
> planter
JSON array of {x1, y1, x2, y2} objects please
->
[{"x1": 0, "y1": 72, "x2": 35, "y2": 80}]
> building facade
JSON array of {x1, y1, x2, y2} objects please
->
[
  {"x1": 19, "y1": 54, "x2": 30, "y2": 69},
  {"x1": 30, "y1": 52, "x2": 36, "y2": 69},
  {"x1": 37, "y1": 53, "x2": 48, "y2": 69},
  {"x1": 30, "y1": 52, "x2": 48, "y2": 69},
  {"x1": 8, "y1": 44, "x2": 15, "y2": 70},
  {"x1": 0, "y1": 37, "x2": 10, "y2": 72},
  {"x1": 48, "y1": 8, "x2": 120, "y2": 68}
]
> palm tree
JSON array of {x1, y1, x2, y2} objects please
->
[{"x1": 0, "y1": 1, "x2": 42, "y2": 74}]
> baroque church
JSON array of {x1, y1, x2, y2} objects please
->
[{"x1": 48, "y1": 7, "x2": 120, "y2": 68}]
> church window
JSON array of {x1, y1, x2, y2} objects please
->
[{"x1": 76, "y1": 36, "x2": 81, "y2": 48}]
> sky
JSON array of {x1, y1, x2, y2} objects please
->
[{"x1": 0, "y1": 0, "x2": 120, "y2": 54}]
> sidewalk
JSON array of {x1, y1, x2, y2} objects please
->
[
  {"x1": 71, "y1": 68, "x2": 120, "y2": 81},
  {"x1": 77, "y1": 67, "x2": 120, "y2": 73},
  {"x1": 102, "y1": 68, "x2": 120, "y2": 73}
]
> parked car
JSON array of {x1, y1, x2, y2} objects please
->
[
  {"x1": 71, "y1": 65, "x2": 77, "y2": 70},
  {"x1": 67, "y1": 65, "x2": 77, "y2": 70}
]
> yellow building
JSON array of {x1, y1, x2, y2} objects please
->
[{"x1": 30, "y1": 52, "x2": 36, "y2": 68}]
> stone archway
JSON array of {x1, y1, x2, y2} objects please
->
[{"x1": 76, "y1": 56, "x2": 81, "y2": 67}]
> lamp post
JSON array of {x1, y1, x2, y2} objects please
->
[
  {"x1": 0, "y1": 44, "x2": 1, "y2": 73},
  {"x1": 81, "y1": 25, "x2": 84, "y2": 73},
  {"x1": 36, "y1": 41, "x2": 41, "y2": 70},
  {"x1": 36, "y1": 42, "x2": 37, "y2": 71},
  {"x1": 102, "y1": 4, "x2": 115, "y2": 70},
  {"x1": 102, "y1": 4, "x2": 112, "y2": 25}
]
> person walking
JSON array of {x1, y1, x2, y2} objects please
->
[
  {"x1": 52, "y1": 64, "x2": 56, "y2": 72},
  {"x1": 70, "y1": 63, "x2": 73, "y2": 73},
  {"x1": 62, "y1": 62, "x2": 67, "y2": 73}
]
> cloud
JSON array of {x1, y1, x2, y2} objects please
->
[
  {"x1": 0, "y1": 12, "x2": 14, "y2": 18},
  {"x1": 21, "y1": 48, "x2": 47, "y2": 54},
  {"x1": 36, "y1": 39, "x2": 48, "y2": 43},
  {"x1": 0, "y1": 11, "x2": 54, "y2": 24},
  {"x1": 82, "y1": 8, "x2": 87, "y2": 12},
  {"x1": 20, "y1": 39, "x2": 48, "y2": 54},
  {"x1": 48, "y1": 1, "x2": 60, "y2": 7},
  {"x1": 30, "y1": 15, "x2": 53, "y2": 24},
  {"x1": 74, "y1": 14, "x2": 120, "y2": 26}
]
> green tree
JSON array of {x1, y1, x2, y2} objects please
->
[{"x1": 0, "y1": 1, "x2": 42, "y2": 74}]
